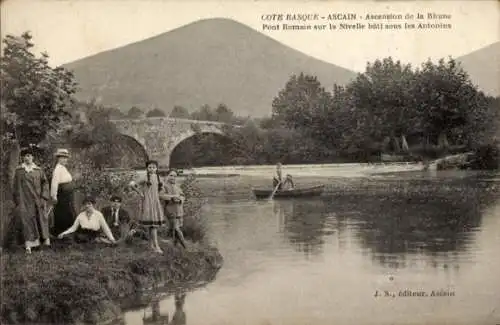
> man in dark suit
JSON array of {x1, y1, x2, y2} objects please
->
[{"x1": 101, "y1": 195, "x2": 131, "y2": 243}]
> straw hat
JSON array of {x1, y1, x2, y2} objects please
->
[{"x1": 55, "y1": 148, "x2": 70, "y2": 158}]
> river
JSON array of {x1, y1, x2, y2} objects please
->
[{"x1": 124, "y1": 165, "x2": 500, "y2": 325}]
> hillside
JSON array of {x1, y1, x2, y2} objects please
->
[
  {"x1": 456, "y1": 41, "x2": 500, "y2": 97},
  {"x1": 63, "y1": 18, "x2": 358, "y2": 117}
]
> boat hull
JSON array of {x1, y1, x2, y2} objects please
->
[{"x1": 253, "y1": 185, "x2": 325, "y2": 199}]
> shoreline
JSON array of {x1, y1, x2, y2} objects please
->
[{"x1": 1, "y1": 241, "x2": 223, "y2": 325}]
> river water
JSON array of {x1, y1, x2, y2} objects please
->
[{"x1": 124, "y1": 165, "x2": 500, "y2": 325}]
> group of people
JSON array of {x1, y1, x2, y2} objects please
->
[{"x1": 2, "y1": 146, "x2": 188, "y2": 254}]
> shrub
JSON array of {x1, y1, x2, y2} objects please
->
[{"x1": 469, "y1": 141, "x2": 500, "y2": 170}]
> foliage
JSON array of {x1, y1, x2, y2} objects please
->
[
  {"x1": 0, "y1": 32, "x2": 77, "y2": 147},
  {"x1": 190, "y1": 104, "x2": 214, "y2": 121},
  {"x1": 413, "y1": 58, "x2": 485, "y2": 147},
  {"x1": 109, "y1": 107, "x2": 126, "y2": 119},
  {"x1": 344, "y1": 58, "x2": 417, "y2": 152},
  {"x1": 178, "y1": 174, "x2": 209, "y2": 242},
  {"x1": 271, "y1": 73, "x2": 332, "y2": 134},
  {"x1": 126, "y1": 106, "x2": 144, "y2": 119},
  {"x1": 170, "y1": 105, "x2": 190, "y2": 118},
  {"x1": 146, "y1": 108, "x2": 166, "y2": 117},
  {"x1": 188, "y1": 103, "x2": 246, "y2": 124},
  {"x1": 169, "y1": 56, "x2": 497, "y2": 168},
  {"x1": 467, "y1": 141, "x2": 500, "y2": 170},
  {"x1": 1, "y1": 32, "x2": 77, "y2": 194},
  {"x1": 75, "y1": 166, "x2": 136, "y2": 204}
]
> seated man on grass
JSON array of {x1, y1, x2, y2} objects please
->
[
  {"x1": 58, "y1": 196, "x2": 117, "y2": 245},
  {"x1": 101, "y1": 195, "x2": 132, "y2": 243}
]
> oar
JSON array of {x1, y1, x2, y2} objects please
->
[{"x1": 268, "y1": 181, "x2": 281, "y2": 200}]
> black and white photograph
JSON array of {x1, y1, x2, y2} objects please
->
[{"x1": 1, "y1": 1, "x2": 499, "y2": 324}]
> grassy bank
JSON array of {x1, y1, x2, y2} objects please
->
[
  {"x1": 0, "y1": 174, "x2": 221, "y2": 325},
  {"x1": 1, "y1": 241, "x2": 223, "y2": 325}
]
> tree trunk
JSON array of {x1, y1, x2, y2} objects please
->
[
  {"x1": 382, "y1": 136, "x2": 391, "y2": 152},
  {"x1": 391, "y1": 136, "x2": 401, "y2": 153},
  {"x1": 401, "y1": 135, "x2": 409, "y2": 152},
  {"x1": 6, "y1": 141, "x2": 20, "y2": 197},
  {"x1": 438, "y1": 132, "x2": 449, "y2": 149}
]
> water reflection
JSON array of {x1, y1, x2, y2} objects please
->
[
  {"x1": 171, "y1": 293, "x2": 187, "y2": 325},
  {"x1": 142, "y1": 298, "x2": 169, "y2": 325},
  {"x1": 349, "y1": 191, "x2": 497, "y2": 269},
  {"x1": 142, "y1": 291, "x2": 187, "y2": 325},
  {"x1": 270, "y1": 177, "x2": 500, "y2": 269},
  {"x1": 273, "y1": 199, "x2": 328, "y2": 257}
]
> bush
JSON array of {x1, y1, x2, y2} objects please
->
[
  {"x1": 75, "y1": 164, "x2": 136, "y2": 201},
  {"x1": 469, "y1": 141, "x2": 500, "y2": 170}
]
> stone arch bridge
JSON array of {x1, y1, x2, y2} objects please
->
[{"x1": 109, "y1": 117, "x2": 232, "y2": 168}]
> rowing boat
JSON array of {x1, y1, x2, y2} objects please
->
[{"x1": 252, "y1": 185, "x2": 325, "y2": 199}]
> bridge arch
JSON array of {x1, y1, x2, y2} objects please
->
[
  {"x1": 109, "y1": 117, "x2": 232, "y2": 168},
  {"x1": 115, "y1": 134, "x2": 149, "y2": 167},
  {"x1": 168, "y1": 129, "x2": 231, "y2": 167}
]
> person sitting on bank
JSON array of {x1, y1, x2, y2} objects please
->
[
  {"x1": 101, "y1": 195, "x2": 131, "y2": 243},
  {"x1": 58, "y1": 196, "x2": 117, "y2": 244}
]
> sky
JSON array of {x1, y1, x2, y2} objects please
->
[{"x1": 1, "y1": 0, "x2": 499, "y2": 72}]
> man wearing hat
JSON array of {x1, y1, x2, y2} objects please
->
[
  {"x1": 4, "y1": 145, "x2": 51, "y2": 253},
  {"x1": 101, "y1": 195, "x2": 132, "y2": 242},
  {"x1": 50, "y1": 148, "x2": 76, "y2": 237}
]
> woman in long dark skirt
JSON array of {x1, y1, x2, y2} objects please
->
[{"x1": 50, "y1": 149, "x2": 76, "y2": 236}]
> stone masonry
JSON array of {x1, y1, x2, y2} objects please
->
[{"x1": 109, "y1": 117, "x2": 227, "y2": 167}]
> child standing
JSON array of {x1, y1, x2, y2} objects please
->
[
  {"x1": 160, "y1": 169, "x2": 187, "y2": 249},
  {"x1": 129, "y1": 160, "x2": 166, "y2": 253}
]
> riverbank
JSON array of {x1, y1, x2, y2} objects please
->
[{"x1": 1, "y1": 241, "x2": 223, "y2": 325}]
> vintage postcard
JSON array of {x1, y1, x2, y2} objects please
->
[{"x1": 1, "y1": 1, "x2": 499, "y2": 325}]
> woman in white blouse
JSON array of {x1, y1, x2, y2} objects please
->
[
  {"x1": 58, "y1": 196, "x2": 117, "y2": 244},
  {"x1": 50, "y1": 149, "x2": 77, "y2": 236}
]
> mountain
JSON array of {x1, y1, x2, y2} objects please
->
[
  {"x1": 456, "y1": 41, "x2": 500, "y2": 97},
  {"x1": 63, "y1": 18, "x2": 357, "y2": 117}
]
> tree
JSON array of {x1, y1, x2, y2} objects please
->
[
  {"x1": 346, "y1": 57, "x2": 417, "y2": 153},
  {"x1": 214, "y1": 103, "x2": 234, "y2": 123},
  {"x1": 1, "y1": 32, "x2": 77, "y2": 187},
  {"x1": 272, "y1": 73, "x2": 332, "y2": 133},
  {"x1": 146, "y1": 108, "x2": 166, "y2": 118},
  {"x1": 414, "y1": 58, "x2": 482, "y2": 149},
  {"x1": 108, "y1": 107, "x2": 126, "y2": 119},
  {"x1": 191, "y1": 104, "x2": 214, "y2": 121},
  {"x1": 127, "y1": 106, "x2": 144, "y2": 119},
  {"x1": 170, "y1": 105, "x2": 190, "y2": 119}
]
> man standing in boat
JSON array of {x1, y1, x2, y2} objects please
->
[
  {"x1": 273, "y1": 163, "x2": 283, "y2": 190},
  {"x1": 273, "y1": 163, "x2": 294, "y2": 191}
]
